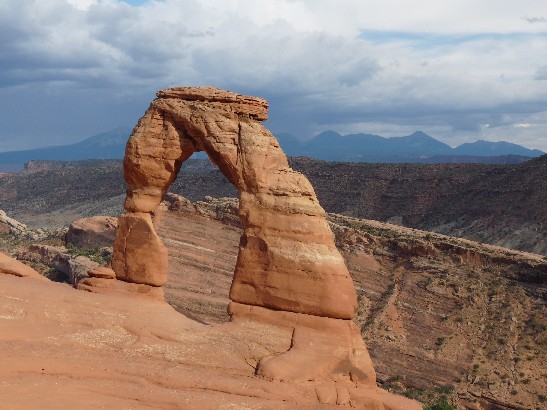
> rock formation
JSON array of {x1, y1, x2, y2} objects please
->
[
  {"x1": 19, "y1": 244, "x2": 99, "y2": 285},
  {"x1": 66, "y1": 216, "x2": 118, "y2": 250},
  {"x1": 91, "y1": 86, "x2": 417, "y2": 405},
  {"x1": 0, "y1": 251, "x2": 47, "y2": 281},
  {"x1": 0, "y1": 209, "x2": 45, "y2": 240},
  {"x1": 113, "y1": 87, "x2": 357, "y2": 317}
]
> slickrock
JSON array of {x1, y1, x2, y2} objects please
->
[
  {"x1": 66, "y1": 216, "x2": 118, "y2": 250},
  {"x1": 78, "y1": 275, "x2": 165, "y2": 301},
  {"x1": 229, "y1": 302, "x2": 375, "y2": 384},
  {"x1": 83, "y1": 86, "x2": 420, "y2": 407},
  {"x1": 0, "y1": 251, "x2": 47, "y2": 281},
  {"x1": 0, "y1": 274, "x2": 420, "y2": 409}
]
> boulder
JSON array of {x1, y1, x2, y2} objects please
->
[
  {"x1": 0, "y1": 252, "x2": 47, "y2": 281},
  {"x1": 66, "y1": 216, "x2": 118, "y2": 250}
]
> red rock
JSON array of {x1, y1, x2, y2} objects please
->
[
  {"x1": 114, "y1": 86, "x2": 356, "y2": 319},
  {"x1": 66, "y1": 216, "x2": 118, "y2": 250},
  {"x1": 104, "y1": 86, "x2": 418, "y2": 393},
  {"x1": 229, "y1": 302, "x2": 376, "y2": 384},
  {"x1": 77, "y1": 276, "x2": 165, "y2": 301},
  {"x1": 112, "y1": 212, "x2": 168, "y2": 287},
  {"x1": 0, "y1": 274, "x2": 421, "y2": 409},
  {"x1": 87, "y1": 266, "x2": 116, "y2": 279},
  {"x1": 0, "y1": 252, "x2": 47, "y2": 281}
]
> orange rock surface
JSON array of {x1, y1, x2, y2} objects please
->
[
  {"x1": 114, "y1": 86, "x2": 356, "y2": 320},
  {"x1": 0, "y1": 251, "x2": 47, "y2": 281},
  {"x1": 0, "y1": 273, "x2": 420, "y2": 409},
  {"x1": 112, "y1": 212, "x2": 168, "y2": 286},
  {"x1": 92, "y1": 86, "x2": 420, "y2": 402}
]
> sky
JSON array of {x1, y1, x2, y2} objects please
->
[{"x1": 0, "y1": 0, "x2": 546, "y2": 152}]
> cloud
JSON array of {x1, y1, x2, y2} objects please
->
[
  {"x1": 535, "y1": 66, "x2": 547, "y2": 80},
  {"x1": 0, "y1": 0, "x2": 547, "y2": 152},
  {"x1": 66, "y1": 0, "x2": 97, "y2": 10},
  {"x1": 524, "y1": 16, "x2": 547, "y2": 24}
]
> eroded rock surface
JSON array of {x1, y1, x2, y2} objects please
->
[
  {"x1": 107, "y1": 87, "x2": 386, "y2": 388},
  {"x1": 113, "y1": 86, "x2": 357, "y2": 320},
  {"x1": 153, "y1": 196, "x2": 546, "y2": 410},
  {"x1": 0, "y1": 273, "x2": 420, "y2": 409},
  {"x1": 0, "y1": 251, "x2": 47, "y2": 281},
  {"x1": 66, "y1": 216, "x2": 118, "y2": 250},
  {"x1": 18, "y1": 244, "x2": 99, "y2": 285},
  {"x1": 0, "y1": 209, "x2": 46, "y2": 240},
  {"x1": 112, "y1": 212, "x2": 168, "y2": 286}
]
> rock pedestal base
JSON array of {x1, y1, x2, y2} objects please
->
[
  {"x1": 77, "y1": 273, "x2": 164, "y2": 302},
  {"x1": 229, "y1": 302, "x2": 375, "y2": 384},
  {"x1": 228, "y1": 302, "x2": 421, "y2": 409},
  {"x1": 112, "y1": 213, "x2": 168, "y2": 287}
]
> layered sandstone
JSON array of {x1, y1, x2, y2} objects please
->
[
  {"x1": 113, "y1": 87, "x2": 357, "y2": 319},
  {"x1": 154, "y1": 196, "x2": 546, "y2": 410},
  {"x1": 66, "y1": 216, "x2": 118, "y2": 250},
  {"x1": 105, "y1": 87, "x2": 384, "y2": 388}
]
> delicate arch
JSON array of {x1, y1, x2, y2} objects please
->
[{"x1": 112, "y1": 87, "x2": 357, "y2": 319}]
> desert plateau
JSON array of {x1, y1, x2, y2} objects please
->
[{"x1": 1, "y1": 87, "x2": 545, "y2": 410}]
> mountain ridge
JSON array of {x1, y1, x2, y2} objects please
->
[
  {"x1": 277, "y1": 130, "x2": 544, "y2": 162},
  {"x1": 1, "y1": 156, "x2": 545, "y2": 255},
  {"x1": 0, "y1": 127, "x2": 543, "y2": 167},
  {"x1": 0, "y1": 127, "x2": 131, "y2": 165}
]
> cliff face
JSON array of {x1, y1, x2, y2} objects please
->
[
  {"x1": 288, "y1": 156, "x2": 547, "y2": 255},
  {"x1": 1, "y1": 156, "x2": 544, "y2": 255}
]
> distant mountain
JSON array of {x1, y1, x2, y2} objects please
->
[
  {"x1": 452, "y1": 140, "x2": 545, "y2": 157},
  {"x1": 274, "y1": 133, "x2": 305, "y2": 156},
  {"x1": 0, "y1": 127, "x2": 131, "y2": 165},
  {"x1": 275, "y1": 131, "x2": 544, "y2": 163},
  {"x1": 414, "y1": 154, "x2": 536, "y2": 164},
  {"x1": 0, "y1": 127, "x2": 543, "y2": 167}
]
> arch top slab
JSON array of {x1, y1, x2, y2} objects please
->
[{"x1": 156, "y1": 86, "x2": 269, "y2": 121}]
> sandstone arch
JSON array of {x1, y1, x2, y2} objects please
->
[
  {"x1": 104, "y1": 87, "x2": 381, "y2": 385},
  {"x1": 112, "y1": 87, "x2": 358, "y2": 320}
]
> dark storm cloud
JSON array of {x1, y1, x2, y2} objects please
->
[{"x1": 0, "y1": 0, "x2": 546, "y2": 151}]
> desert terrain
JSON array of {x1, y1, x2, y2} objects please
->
[
  {"x1": 2, "y1": 194, "x2": 545, "y2": 409},
  {"x1": 1, "y1": 154, "x2": 545, "y2": 255},
  {"x1": 0, "y1": 87, "x2": 545, "y2": 410}
]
